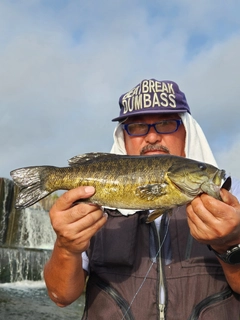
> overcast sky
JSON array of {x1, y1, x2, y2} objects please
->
[{"x1": 1, "y1": 0, "x2": 240, "y2": 181}]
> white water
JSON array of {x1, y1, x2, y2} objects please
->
[
  {"x1": 0, "y1": 178, "x2": 13, "y2": 244},
  {"x1": 0, "y1": 204, "x2": 56, "y2": 283},
  {"x1": 0, "y1": 279, "x2": 45, "y2": 289},
  {"x1": 1, "y1": 247, "x2": 51, "y2": 282},
  {"x1": 17, "y1": 205, "x2": 56, "y2": 249}
]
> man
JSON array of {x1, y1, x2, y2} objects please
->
[{"x1": 44, "y1": 79, "x2": 240, "y2": 319}]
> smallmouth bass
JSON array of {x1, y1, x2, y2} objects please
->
[{"x1": 10, "y1": 152, "x2": 227, "y2": 222}]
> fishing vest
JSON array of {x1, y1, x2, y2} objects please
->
[{"x1": 82, "y1": 206, "x2": 240, "y2": 320}]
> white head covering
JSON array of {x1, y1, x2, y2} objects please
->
[
  {"x1": 111, "y1": 112, "x2": 218, "y2": 166},
  {"x1": 109, "y1": 112, "x2": 219, "y2": 216}
]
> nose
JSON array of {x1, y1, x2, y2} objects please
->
[{"x1": 145, "y1": 126, "x2": 162, "y2": 144}]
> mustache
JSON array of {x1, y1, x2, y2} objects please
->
[{"x1": 140, "y1": 144, "x2": 170, "y2": 155}]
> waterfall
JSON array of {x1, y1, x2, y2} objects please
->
[
  {"x1": 0, "y1": 178, "x2": 14, "y2": 245},
  {"x1": 0, "y1": 178, "x2": 57, "y2": 283},
  {"x1": 17, "y1": 206, "x2": 56, "y2": 249},
  {"x1": 0, "y1": 247, "x2": 51, "y2": 283}
]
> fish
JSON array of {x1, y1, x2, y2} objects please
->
[{"x1": 10, "y1": 152, "x2": 227, "y2": 222}]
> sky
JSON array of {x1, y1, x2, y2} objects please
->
[{"x1": 1, "y1": 0, "x2": 240, "y2": 182}]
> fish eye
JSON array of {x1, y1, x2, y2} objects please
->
[{"x1": 198, "y1": 163, "x2": 207, "y2": 171}]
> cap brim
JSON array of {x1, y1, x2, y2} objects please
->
[{"x1": 112, "y1": 108, "x2": 187, "y2": 122}]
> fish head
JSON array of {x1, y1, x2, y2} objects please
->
[{"x1": 167, "y1": 158, "x2": 226, "y2": 200}]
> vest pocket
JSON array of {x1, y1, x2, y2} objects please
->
[
  {"x1": 95, "y1": 276, "x2": 134, "y2": 320},
  {"x1": 83, "y1": 275, "x2": 135, "y2": 320},
  {"x1": 187, "y1": 287, "x2": 233, "y2": 320},
  {"x1": 89, "y1": 211, "x2": 139, "y2": 267}
]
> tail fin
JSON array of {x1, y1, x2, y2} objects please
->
[{"x1": 10, "y1": 166, "x2": 52, "y2": 209}]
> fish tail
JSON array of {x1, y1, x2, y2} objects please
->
[{"x1": 10, "y1": 166, "x2": 54, "y2": 209}]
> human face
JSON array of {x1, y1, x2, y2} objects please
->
[{"x1": 123, "y1": 114, "x2": 186, "y2": 156}]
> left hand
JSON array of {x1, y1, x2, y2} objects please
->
[{"x1": 186, "y1": 189, "x2": 240, "y2": 253}]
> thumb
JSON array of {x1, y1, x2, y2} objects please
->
[{"x1": 220, "y1": 188, "x2": 239, "y2": 207}]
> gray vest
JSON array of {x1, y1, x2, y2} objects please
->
[{"x1": 82, "y1": 206, "x2": 240, "y2": 319}]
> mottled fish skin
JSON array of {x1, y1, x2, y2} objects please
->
[{"x1": 10, "y1": 153, "x2": 227, "y2": 221}]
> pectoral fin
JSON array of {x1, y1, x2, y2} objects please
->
[{"x1": 135, "y1": 184, "x2": 167, "y2": 201}]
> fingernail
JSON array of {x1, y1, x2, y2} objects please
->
[
  {"x1": 103, "y1": 212, "x2": 108, "y2": 219},
  {"x1": 84, "y1": 186, "x2": 95, "y2": 194}
]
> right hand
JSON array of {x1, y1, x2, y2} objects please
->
[{"x1": 49, "y1": 186, "x2": 108, "y2": 254}]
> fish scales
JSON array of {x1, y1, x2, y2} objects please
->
[
  {"x1": 87, "y1": 156, "x2": 170, "y2": 209},
  {"x1": 45, "y1": 157, "x2": 170, "y2": 209},
  {"x1": 10, "y1": 152, "x2": 227, "y2": 221}
]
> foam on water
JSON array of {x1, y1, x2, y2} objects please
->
[{"x1": 0, "y1": 280, "x2": 46, "y2": 290}]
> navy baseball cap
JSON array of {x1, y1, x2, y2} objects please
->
[{"x1": 112, "y1": 79, "x2": 191, "y2": 121}]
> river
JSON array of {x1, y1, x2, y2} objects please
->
[{"x1": 0, "y1": 280, "x2": 85, "y2": 319}]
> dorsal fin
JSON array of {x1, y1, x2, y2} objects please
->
[{"x1": 68, "y1": 152, "x2": 120, "y2": 166}]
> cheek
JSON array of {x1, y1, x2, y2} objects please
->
[
  {"x1": 170, "y1": 140, "x2": 186, "y2": 157},
  {"x1": 167, "y1": 128, "x2": 186, "y2": 156},
  {"x1": 124, "y1": 135, "x2": 142, "y2": 155}
]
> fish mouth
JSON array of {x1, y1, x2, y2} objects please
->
[
  {"x1": 212, "y1": 169, "x2": 226, "y2": 187},
  {"x1": 220, "y1": 176, "x2": 231, "y2": 191}
]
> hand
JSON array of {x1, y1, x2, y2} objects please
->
[
  {"x1": 186, "y1": 189, "x2": 240, "y2": 253},
  {"x1": 49, "y1": 186, "x2": 108, "y2": 255}
]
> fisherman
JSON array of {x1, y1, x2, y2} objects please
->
[{"x1": 44, "y1": 79, "x2": 240, "y2": 319}]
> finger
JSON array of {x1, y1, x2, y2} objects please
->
[
  {"x1": 72, "y1": 206, "x2": 107, "y2": 231},
  {"x1": 186, "y1": 203, "x2": 220, "y2": 243},
  {"x1": 187, "y1": 194, "x2": 240, "y2": 244},
  {"x1": 67, "y1": 202, "x2": 104, "y2": 224},
  {"x1": 186, "y1": 202, "x2": 209, "y2": 231},
  {"x1": 188, "y1": 196, "x2": 214, "y2": 224},
  {"x1": 191, "y1": 193, "x2": 232, "y2": 221},
  {"x1": 77, "y1": 217, "x2": 108, "y2": 249},
  {"x1": 67, "y1": 211, "x2": 108, "y2": 243},
  {"x1": 56, "y1": 211, "x2": 108, "y2": 252},
  {"x1": 220, "y1": 189, "x2": 239, "y2": 207},
  {"x1": 199, "y1": 192, "x2": 238, "y2": 221},
  {"x1": 52, "y1": 186, "x2": 95, "y2": 212}
]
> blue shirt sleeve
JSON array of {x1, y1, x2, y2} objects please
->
[{"x1": 231, "y1": 177, "x2": 240, "y2": 201}]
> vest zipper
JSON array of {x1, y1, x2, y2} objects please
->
[
  {"x1": 95, "y1": 276, "x2": 135, "y2": 320},
  {"x1": 158, "y1": 257, "x2": 165, "y2": 320},
  {"x1": 153, "y1": 215, "x2": 169, "y2": 320},
  {"x1": 187, "y1": 287, "x2": 233, "y2": 320},
  {"x1": 160, "y1": 214, "x2": 170, "y2": 320},
  {"x1": 159, "y1": 303, "x2": 165, "y2": 320}
]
